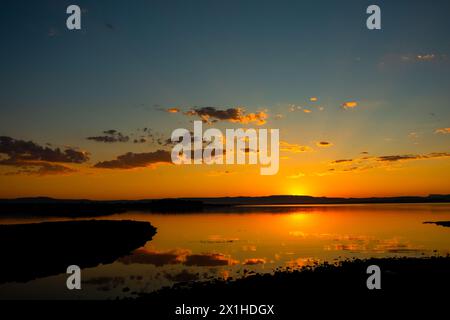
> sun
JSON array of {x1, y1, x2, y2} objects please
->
[{"x1": 288, "y1": 186, "x2": 308, "y2": 196}]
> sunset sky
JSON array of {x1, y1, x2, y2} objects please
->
[{"x1": 1, "y1": 0, "x2": 449, "y2": 199}]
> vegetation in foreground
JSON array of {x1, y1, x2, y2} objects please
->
[{"x1": 137, "y1": 255, "x2": 450, "y2": 318}]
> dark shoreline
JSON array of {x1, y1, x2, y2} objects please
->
[
  {"x1": 0, "y1": 220, "x2": 156, "y2": 284},
  {"x1": 136, "y1": 255, "x2": 450, "y2": 318},
  {"x1": 424, "y1": 220, "x2": 450, "y2": 227},
  {"x1": 0, "y1": 194, "x2": 449, "y2": 217},
  {"x1": 1, "y1": 256, "x2": 449, "y2": 317}
]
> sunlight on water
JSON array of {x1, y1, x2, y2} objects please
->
[{"x1": 1, "y1": 203, "x2": 450, "y2": 299}]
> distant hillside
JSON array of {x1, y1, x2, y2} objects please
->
[
  {"x1": 0, "y1": 195, "x2": 449, "y2": 217},
  {"x1": 0, "y1": 198, "x2": 204, "y2": 217},
  {"x1": 181, "y1": 194, "x2": 450, "y2": 205}
]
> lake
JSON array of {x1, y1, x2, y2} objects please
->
[{"x1": 1, "y1": 203, "x2": 450, "y2": 299}]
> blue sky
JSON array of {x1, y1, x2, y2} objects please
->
[{"x1": 0, "y1": 0, "x2": 449, "y2": 198}]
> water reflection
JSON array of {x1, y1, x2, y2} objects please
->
[{"x1": 0, "y1": 203, "x2": 449, "y2": 299}]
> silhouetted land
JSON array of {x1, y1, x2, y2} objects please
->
[
  {"x1": 186, "y1": 193, "x2": 450, "y2": 205},
  {"x1": 0, "y1": 194, "x2": 449, "y2": 217},
  {"x1": 0, "y1": 198, "x2": 205, "y2": 217},
  {"x1": 424, "y1": 220, "x2": 450, "y2": 227},
  {"x1": 0, "y1": 220, "x2": 156, "y2": 284},
  {"x1": 138, "y1": 256, "x2": 450, "y2": 318}
]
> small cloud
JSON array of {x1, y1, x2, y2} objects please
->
[
  {"x1": 166, "y1": 107, "x2": 180, "y2": 113},
  {"x1": 4, "y1": 162, "x2": 76, "y2": 176},
  {"x1": 280, "y1": 141, "x2": 312, "y2": 153},
  {"x1": 326, "y1": 152, "x2": 450, "y2": 176},
  {"x1": 377, "y1": 153, "x2": 450, "y2": 162},
  {"x1": 93, "y1": 150, "x2": 172, "y2": 169},
  {"x1": 184, "y1": 107, "x2": 268, "y2": 125},
  {"x1": 302, "y1": 109, "x2": 312, "y2": 113},
  {"x1": 133, "y1": 138, "x2": 147, "y2": 144},
  {"x1": 309, "y1": 97, "x2": 318, "y2": 102},
  {"x1": 87, "y1": 130, "x2": 130, "y2": 143},
  {"x1": 274, "y1": 114, "x2": 284, "y2": 119},
  {"x1": 288, "y1": 104, "x2": 302, "y2": 112},
  {"x1": 331, "y1": 159, "x2": 353, "y2": 164},
  {"x1": 377, "y1": 155, "x2": 418, "y2": 162},
  {"x1": 243, "y1": 258, "x2": 266, "y2": 265},
  {"x1": 416, "y1": 54, "x2": 436, "y2": 61},
  {"x1": 207, "y1": 170, "x2": 236, "y2": 177},
  {"x1": 435, "y1": 128, "x2": 450, "y2": 134},
  {"x1": 287, "y1": 172, "x2": 305, "y2": 179},
  {"x1": 379, "y1": 53, "x2": 448, "y2": 67},
  {"x1": 341, "y1": 101, "x2": 358, "y2": 110},
  {"x1": 316, "y1": 141, "x2": 333, "y2": 147}
]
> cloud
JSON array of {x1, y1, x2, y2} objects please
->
[
  {"x1": 206, "y1": 170, "x2": 236, "y2": 177},
  {"x1": 133, "y1": 138, "x2": 148, "y2": 144},
  {"x1": 0, "y1": 136, "x2": 89, "y2": 163},
  {"x1": 86, "y1": 130, "x2": 130, "y2": 143},
  {"x1": 131, "y1": 128, "x2": 171, "y2": 146},
  {"x1": 4, "y1": 161, "x2": 76, "y2": 176},
  {"x1": 280, "y1": 141, "x2": 312, "y2": 153},
  {"x1": 376, "y1": 155, "x2": 418, "y2": 162},
  {"x1": 94, "y1": 150, "x2": 172, "y2": 169},
  {"x1": 302, "y1": 109, "x2": 312, "y2": 113},
  {"x1": 332, "y1": 159, "x2": 353, "y2": 164},
  {"x1": 416, "y1": 54, "x2": 436, "y2": 61},
  {"x1": 166, "y1": 107, "x2": 180, "y2": 113},
  {"x1": 289, "y1": 104, "x2": 302, "y2": 112},
  {"x1": 0, "y1": 136, "x2": 88, "y2": 176},
  {"x1": 325, "y1": 152, "x2": 450, "y2": 175},
  {"x1": 274, "y1": 114, "x2": 284, "y2": 119},
  {"x1": 316, "y1": 141, "x2": 333, "y2": 147},
  {"x1": 243, "y1": 258, "x2": 266, "y2": 265},
  {"x1": 376, "y1": 152, "x2": 450, "y2": 162},
  {"x1": 287, "y1": 172, "x2": 305, "y2": 179},
  {"x1": 310, "y1": 97, "x2": 318, "y2": 102},
  {"x1": 341, "y1": 101, "x2": 358, "y2": 110},
  {"x1": 202, "y1": 235, "x2": 239, "y2": 243},
  {"x1": 401, "y1": 53, "x2": 446, "y2": 63},
  {"x1": 435, "y1": 128, "x2": 450, "y2": 134},
  {"x1": 184, "y1": 107, "x2": 268, "y2": 125},
  {"x1": 379, "y1": 53, "x2": 448, "y2": 68}
]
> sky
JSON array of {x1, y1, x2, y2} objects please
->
[{"x1": 0, "y1": 0, "x2": 449, "y2": 199}]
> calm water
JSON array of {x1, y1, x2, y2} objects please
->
[{"x1": 1, "y1": 203, "x2": 450, "y2": 299}]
